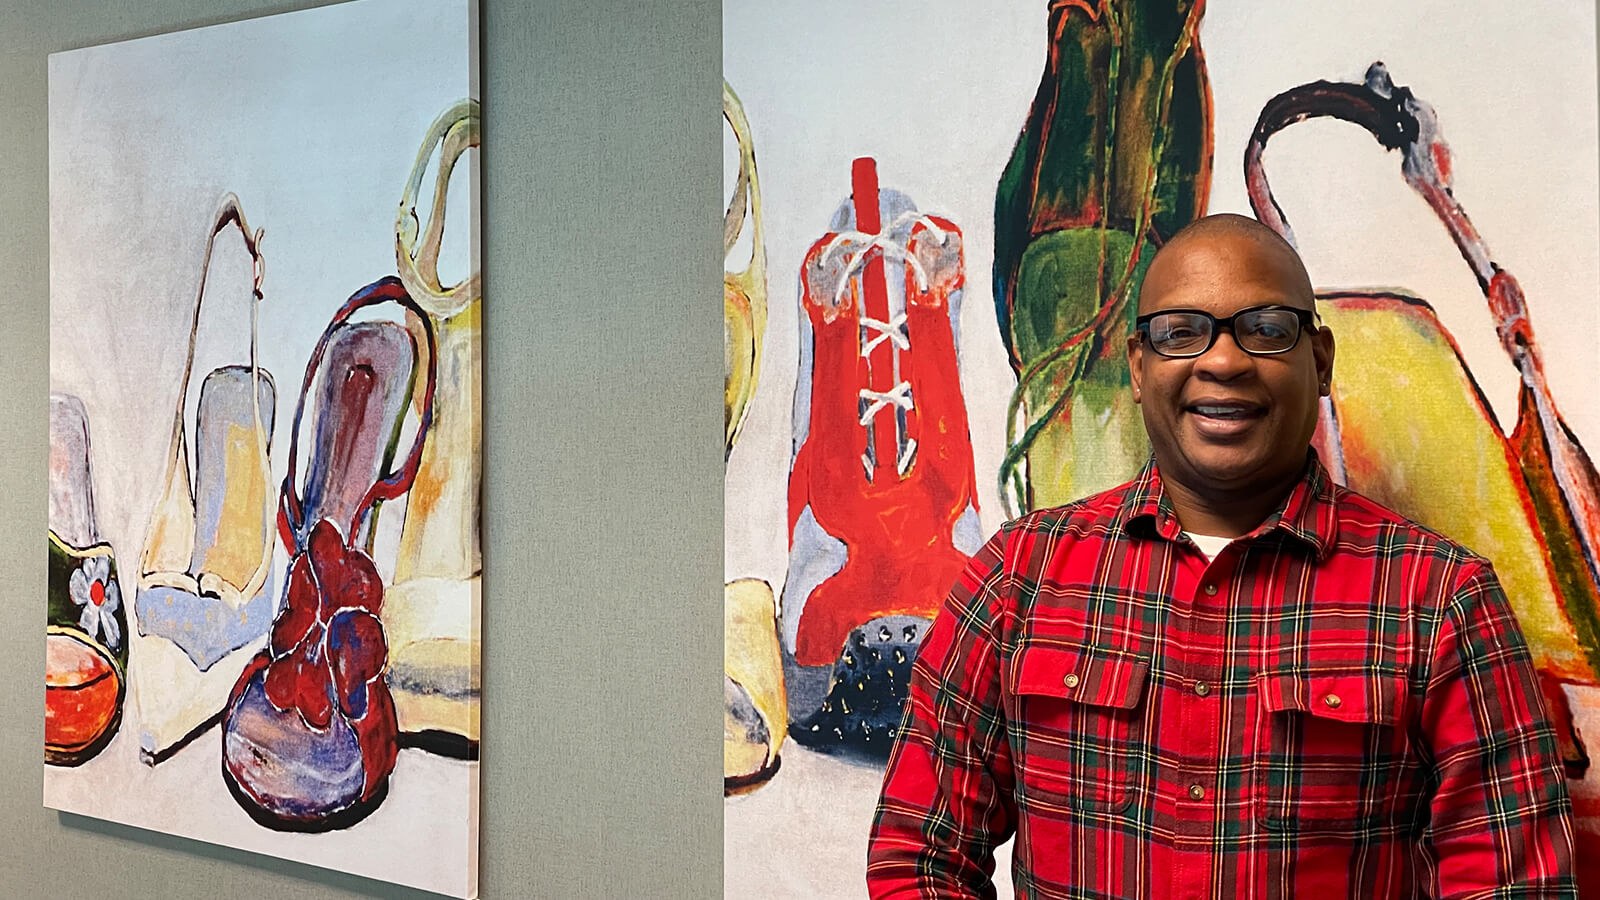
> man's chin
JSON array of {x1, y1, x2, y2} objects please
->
[{"x1": 1169, "y1": 450, "x2": 1288, "y2": 494}]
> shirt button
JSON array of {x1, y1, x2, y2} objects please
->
[
  {"x1": 1188, "y1": 784, "x2": 1205, "y2": 801},
  {"x1": 1193, "y1": 681, "x2": 1211, "y2": 697},
  {"x1": 1203, "y1": 583, "x2": 1218, "y2": 596},
  {"x1": 1323, "y1": 693, "x2": 1342, "y2": 709},
  {"x1": 1063, "y1": 673, "x2": 1080, "y2": 689}
]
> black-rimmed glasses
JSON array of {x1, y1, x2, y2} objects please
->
[{"x1": 1135, "y1": 305, "x2": 1317, "y2": 358}]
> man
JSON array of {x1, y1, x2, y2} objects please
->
[{"x1": 867, "y1": 214, "x2": 1576, "y2": 898}]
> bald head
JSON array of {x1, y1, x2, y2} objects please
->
[{"x1": 1139, "y1": 214, "x2": 1315, "y2": 314}]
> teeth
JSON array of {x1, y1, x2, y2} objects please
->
[{"x1": 1193, "y1": 405, "x2": 1254, "y2": 418}]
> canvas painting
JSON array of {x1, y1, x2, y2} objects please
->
[
  {"x1": 724, "y1": 1, "x2": 1600, "y2": 895},
  {"x1": 46, "y1": 1, "x2": 481, "y2": 895}
]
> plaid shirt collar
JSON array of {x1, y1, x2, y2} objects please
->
[{"x1": 1116, "y1": 450, "x2": 1339, "y2": 561}]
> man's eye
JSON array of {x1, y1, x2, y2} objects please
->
[
  {"x1": 1156, "y1": 319, "x2": 1206, "y2": 342},
  {"x1": 1242, "y1": 314, "x2": 1296, "y2": 341}
]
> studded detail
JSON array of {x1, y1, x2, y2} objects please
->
[{"x1": 790, "y1": 614, "x2": 931, "y2": 761}]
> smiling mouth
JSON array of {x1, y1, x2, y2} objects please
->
[{"x1": 1185, "y1": 403, "x2": 1266, "y2": 420}]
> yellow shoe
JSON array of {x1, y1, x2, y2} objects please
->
[{"x1": 725, "y1": 579, "x2": 786, "y2": 793}]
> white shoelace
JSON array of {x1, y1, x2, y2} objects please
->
[
  {"x1": 819, "y1": 211, "x2": 950, "y2": 476},
  {"x1": 819, "y1": 211, "x2": 948, "y2": 309},
  {"x1": 858, "y1": 382, "x2": 914, "y2": 426},
  {"x1": 860, "y1": 310, "x2": 909, "y2": 355}
]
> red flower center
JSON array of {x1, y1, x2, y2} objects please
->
[{"x1": 89, "y1": 580, "x2": 106, "y2": 607}]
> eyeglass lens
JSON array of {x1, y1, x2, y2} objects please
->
[{"x1": 1144, "y1": 307, "x2": 1305, "y2": 357}]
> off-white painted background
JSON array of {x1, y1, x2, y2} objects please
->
[
  {"x1": 2, "y1": 1, "x2": 722, "y2": 897},
  {"x1": 725, "y1": 2, "x2": 1600, "y2": 896}
]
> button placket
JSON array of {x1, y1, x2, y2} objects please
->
[{"x1": 1179, "y1": 562, "x2": 1228, "y2": 822}]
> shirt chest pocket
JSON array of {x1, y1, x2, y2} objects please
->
[
  {"x1": 1010, "y1": 643, "x2": 1151, "y2": 812},
  {"x1": 1252, "y1": 669, "x2": 1418, "y2": 834}
]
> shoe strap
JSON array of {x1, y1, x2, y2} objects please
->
[
  {"x1": 166, "y1": 193, "x2": 268, "y2": 447},
  {"x1": 723, "y1": 82, "x2": 769, "y2": 457},
  {"x1": 723, "y1": 82, "x2": 767, "y2": 289},
  {"x1": 278, "y1": 277, "x2": 439, "y2": 551},
  {"x1": 143, "y1": 193, "x2": 271, "y2": 595},
  {"x1": 1245, "y1": 61, "x2": 1600, "y2": 581},
  {"x1": 1246, "y1": 63, "x2": 1498, "y2": 297},
  {"x1": 396, "y1": 100, "x2": 480, "y2": 320}
]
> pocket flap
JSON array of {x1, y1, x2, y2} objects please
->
[
  {"x1": 1015, "y1": 642, "x2": 1149, "y2": 710},
  {"x1": 1256, "y1": 669, "x2": 1406, "y2": 725}
]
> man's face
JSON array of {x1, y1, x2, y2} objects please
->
[{"x1": 1127, "y1": 231, "x2": 1334, "y2": 503}]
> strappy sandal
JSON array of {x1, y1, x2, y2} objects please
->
[
  {"x1": 46, "y1": 393, "x2": 128, "y2": 766},
  {"x1": 384, "y1": 99, "x2": 483, "y2": 752},
  {"x1": 221, "y1": 277, "x2": 436, "y2": 831},
  {"x1": 133, "y1": 193, "x2": 275, "y2": 764}
]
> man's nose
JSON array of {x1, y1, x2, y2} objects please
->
[{"x1": 1192, "y1": 328, "x2": 1253, "y2": 380}]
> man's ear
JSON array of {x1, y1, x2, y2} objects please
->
[
  {"x1": 1312, "y1": 325, "x2": 1335, "y2": 396},
  {"x1": 1127, "y1": 335, "x2": 1144, "y2": 403}
]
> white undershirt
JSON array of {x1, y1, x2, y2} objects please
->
[{"x1": 1184, "y1": 532, "x2": 1234, "y2": 562}]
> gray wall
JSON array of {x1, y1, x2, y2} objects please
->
[{"x1": 0, "y1": 1, "x2": 721, "y2": 897}]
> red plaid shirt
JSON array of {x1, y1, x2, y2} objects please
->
[{"x1": 869, "y1": 456, "x2": 1575, "y2": 899}]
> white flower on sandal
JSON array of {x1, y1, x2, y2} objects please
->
[{"x1": 70, "y1": 555, "x2": 121, "y2": 650}]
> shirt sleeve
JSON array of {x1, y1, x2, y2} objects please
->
[
  {"x1": 866, "y1": 524, "x2": 1020, "y2": 899},
  {"x1": 1418, "y1": 559, "x2": 1577, "y2": 899}
]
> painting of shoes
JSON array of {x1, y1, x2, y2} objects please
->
[{"x1": 46, "y1": 4, "x2": 480, "y2": 895}]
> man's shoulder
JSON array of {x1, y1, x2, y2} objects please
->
[
  {"x1": 1003, "y1": 478, "x2": 1140, "y2": 537},
  {"x1": 1324, "y1": 479, "x2": 1488, "y2": 570}
]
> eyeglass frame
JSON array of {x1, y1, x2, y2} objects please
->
[{"x1": 1133, "y1": 304, "x2": 1320, "y2": 359}]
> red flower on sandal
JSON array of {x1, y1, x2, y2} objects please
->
[
  {"x1": 222, "y1": 517, "x2": 399, "y2": 828},
  {"x1": 262, "y1": 519, "x2": 391, "y2": 732}
]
